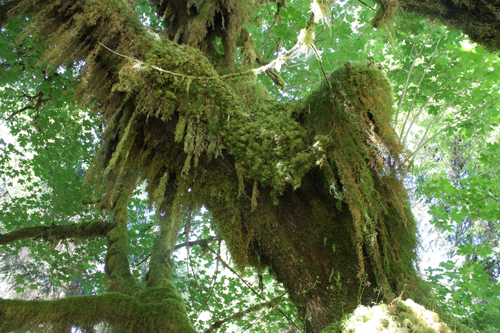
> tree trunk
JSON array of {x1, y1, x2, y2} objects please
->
[{"x1": 240, "y1": 171, "x2": 371, "y2": 332}]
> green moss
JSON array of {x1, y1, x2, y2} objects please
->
[
  {"x1": 221, "y1": 101, "x2": 312, "y2": 199},
  {"x1": 300, "y1": 60, "x2": 416, "y2": 301},
  {"x1": 0, "y1": 291, "x2": 196, "y2": 333},
  {"x1": 7, "y1": 0, "x2": 438, "y2": 329}
]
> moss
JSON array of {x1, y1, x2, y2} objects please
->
[
  {"x1": 221, "y1": 101, "x2": 313, "y2": 199},
  {"x1": 322, "y1": 298, "x2": 473, "y2": 333},
  {"x1": 301, "y1": 60, "x2": 416, "y2": 301},
  {"x1": 0, "y1": 291, "x2": 196, "y2": 333},
  {"x1": 6, "y1": 0, "x2": 437, "y2": 330},
  {"x1": 372, "y1": 0, "x2": 398, "y2": 30}
]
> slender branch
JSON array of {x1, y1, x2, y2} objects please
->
[
  {"x1": 285, "y1": 79, "x2": 323, "y2": 90},
  {"x1": 0, "y1": 221, "x2": 113, "y2": 245},
  {"x1": 358, "y1": 0, "x2": 376, "y2": 11},
  {"x1": 204, "y1": 294, "x2": 285, "y2": 333},
  {"x1": 207, "y1": 246, "x2": 302, "y2": 332},
  {"x1": 400, "y1": 32, "x2": 445, "y2": 139},
  {"x1": 81, "y1": 199, "x2": 101, "y2": 206},
  {"x1": 6, "y1": 86, "x2": 52, "y2": 122},
  {"x1": 4, "y1": 104, "x2": 36, "y2": 121},
  {"x1": 409, "y1": 98, "x2": 500, "y2": 161},
  {"x1": 208, "y1": 247, "x2": 263, "y2": 300},
  {"x1": 196, "y1": 240, "x2": 221, "y2": 317},
  {"x1": 402, "y1": 81, "x2": 441, "y2": 145},
  {"x1": 409, "y1": 85, "x2": 470, "y2": 157},
  {"x1": 174, "y1": 236, "x2": 221, "y2": 251},
  {"x1": 134, "y1": 235, "x2": 222, "y2": 268},
  {"x1": 395, "y1": 24, "x2": 437, "y2": 125}
]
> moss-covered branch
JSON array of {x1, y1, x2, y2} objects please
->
[
  {"x1": 2, "y1": 1, "x2": 466, "y2": 331},
  {"x1": 145, "y1": 213, "x2": 178, "y2": 288},
  {"x1": 0, "y1": 291, "x2": 196, "y2": 333},
  {"x1": 104, "y1": 168, "x2": 139, "y2": 295},
  {"x1": 0, "y1": 221, "x2": 113, "y2": 245},
  {"x1": 373, "y1": 0, "x2": 500, "y2": 51}
]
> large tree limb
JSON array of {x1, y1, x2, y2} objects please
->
[
  {"x1": 1, "y1": 1, "x2": 459, "y2": 332},
  {"x1": 374, "y1": 0, "x2": 500, "y2": 51},
  {"x1": 0, "y1": 291, "x2": 196, "y2": 332},
  {"x1": 0, "y1": 221, "x2": 113, "y2": 245}
]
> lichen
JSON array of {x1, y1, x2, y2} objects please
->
[{"x1": 322, "y1": 298, "x2": 473, "y2": 333}]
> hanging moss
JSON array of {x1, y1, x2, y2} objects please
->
[
  {"x1": 295, "y1": 60, "x2": 417, "y2": 302},
  {"x1": 155, "y1": 0, "x2": 258, "y2": 68}
]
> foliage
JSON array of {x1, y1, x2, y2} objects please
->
[
  {"x1": 385, "y1": 15, "x2": 500, "y2": 333},
  {"x1": 0, "y1": 15, "x2": 106, "y2": 298},
  {"x1": 385, "y1": 18, "x2": 500, "y2": 333}
]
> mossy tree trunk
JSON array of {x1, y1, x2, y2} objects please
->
[{"x1": 1, "y1": 0, "x2": 496, "y2": 332}]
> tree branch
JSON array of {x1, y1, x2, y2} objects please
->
[
  {"x1": 409, "y1": 97, "x2": 500, "y2": 161},
  {"x1": 0, "y1": 0, "x2": 22, "y2": 28},
  {"x1": 395, "y1": 24, "x2": 437, "y2": 125},
  {"x1": 400, "y1": 32, "x2": 445, "y2": 140},
  {"x1": 207, "y1": 246, "x2": 302, "y2": 332},
  {"x1": 0, "y1": 221, "x2": 113, "y2": 245},
  {"x1": 0, "y1": 292, "x2": 196, "y2": 332},
  {"x1": 205, "y1": 294, "x2": 285, "y2": 333},
  {"x1": 174, "y1": 235, "x2": 221, "y2": 251},
  {"x1": 358, "y1": 0, "x2": 376, "y2": 11}
]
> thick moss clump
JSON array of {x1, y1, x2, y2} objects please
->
[{"x1": 222, "y1": 101, "x2": 312, "y2": 199}]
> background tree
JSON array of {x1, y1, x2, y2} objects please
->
[{"x1": 0, "y1": 0, "x2": 499, "y2": 332}]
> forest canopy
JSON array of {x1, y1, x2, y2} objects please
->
[{"x1": 0, "y1": 0, "x2": 499, "y2": 332}]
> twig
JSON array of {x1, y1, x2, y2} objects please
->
[
  {"x1": 395, "y1": 25, "x2": 437, "y2": 125},
  {"x1": 409, "y1": 97, "x2": 500, "y2": 161},
  {"x1": 174, "y1": 236, "x2": 221, "y2": 251},
  {"x1": 400, "y1": 32, "x2": 445, "y2": 140},
  {"x1": 402, "y1": 82, "x2": 441, "y2": 145},
  {"x1": 195, "y1": 240, "x2": 221, "y2": 317},
  {"x1": 205, "y1": 294, "x2": 285, "y2": 333},
  {"x1": 358, "y1": 0, "x2": 376, "y2": 11},
  {"x1": 207, "y1": 246, "x2": 302, "y2": 332}
]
